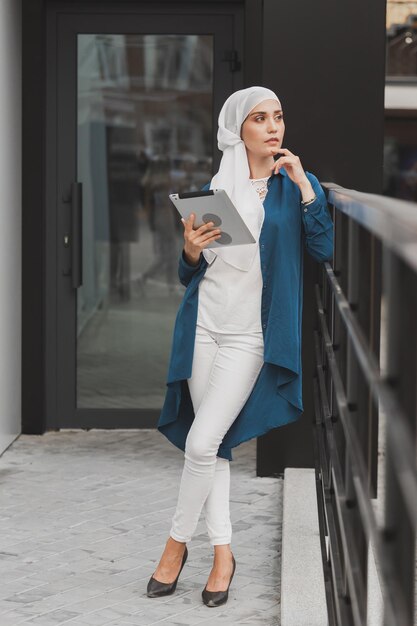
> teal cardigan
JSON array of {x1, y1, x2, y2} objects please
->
[{"x1": 157, "y1": 168, "x2": 334, "y2": 460}]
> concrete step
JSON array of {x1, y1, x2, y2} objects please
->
[{"x1": 281, "y1": 467, "x2": 328, "y2": 626}]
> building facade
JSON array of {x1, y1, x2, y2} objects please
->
[{"x1": 1, "y1": 0, "x2": 388, "y2": 473}]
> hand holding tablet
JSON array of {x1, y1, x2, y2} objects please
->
[
  {"x1": 180, "y1": 213, "x2": 222, "y2": 265},
  {"x1": 169, "y1": 190, "x2": 256, "y2": 249}
]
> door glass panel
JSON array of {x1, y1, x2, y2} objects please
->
[{"x1": 77, "y1": 34, "x2": 213, "y2": 408}]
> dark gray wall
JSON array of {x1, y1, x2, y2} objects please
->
[
  {"x1": 262, "y1": 0, "x2": 386, "y2": 193},
  {"x1": 22, "y1": 0, "x2": 46, "y2": 435},
  {"x1": 257, "y1": 0, "x2": 387, "y2": 474}
]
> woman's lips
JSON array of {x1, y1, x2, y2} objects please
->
[{"x1": 266, "y1": 138, "x2": 279, "y2": 143}]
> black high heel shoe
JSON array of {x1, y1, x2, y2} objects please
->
[
  {"x1": 147, "y1": 546, "x2": 188, "y2": 598},
  {"x1": 202, "y1": 553, "x2": 236, "y2": 607}
]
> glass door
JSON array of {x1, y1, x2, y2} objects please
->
[
  {"x1": 50, "y1": 9, "x2": 242, "y2": 427},
  {"x1": 76, "y1": 33, "x2": 215, "y2": 409}
]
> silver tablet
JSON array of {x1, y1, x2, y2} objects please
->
[{"x1": 169, "y1": 189, "x2": 255, "y2": 248}]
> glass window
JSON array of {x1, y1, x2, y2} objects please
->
[
  {"x1": 386, "y1": 2, "x2": 417, "y2": 79},
  {"x1": 77, "y1": 34, "x2": 213, "y2": 408}
]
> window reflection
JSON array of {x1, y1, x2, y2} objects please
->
[
  {"x1": 383, "y1": 121, "x2": 417, "y2": 201},
  {"x1": 76, "y1": 34, "x2": 213, "y2": 408},
  {"x1": 384, "y1": 4, "x2": 417, "y2": 201},
  {"x1": 386, "y1": 3, "x2": 417, "y2": 78},
  {"x1": 139, "y1": 157, "x2": 178, "y2": 293}
]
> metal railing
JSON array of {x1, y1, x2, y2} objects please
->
[{"x1": 312, "y1": 183, "x2": 417, "y2": 626}]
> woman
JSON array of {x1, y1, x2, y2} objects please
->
[{"x1": 147, "y1": 86, "x2": 334, "y2": 607}]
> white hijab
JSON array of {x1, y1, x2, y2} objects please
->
[{"x1": 203, "y1": 86, "x2": 282, "y2": 271}]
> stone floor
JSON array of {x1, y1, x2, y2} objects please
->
[{"x1": 0, "y1": 430, "x2": 282, "y2": 625}]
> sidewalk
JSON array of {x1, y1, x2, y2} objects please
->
[{"x1": 0, "y1": 430, "x2": 282, "y2": 625}]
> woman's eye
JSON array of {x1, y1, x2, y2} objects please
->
[
  {"x1": 250, "y1": 113, "x2": 284, "y2": 122},
  {"x1": 254, "y1": 114, "x2": 283, "y2": 122}
]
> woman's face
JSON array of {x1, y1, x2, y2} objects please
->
[{"x1": 240, "y1": 99, "x2": 285, "y2": 158}]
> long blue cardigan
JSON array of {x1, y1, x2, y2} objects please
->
[{"x1": 157, "y1": 168, "x2": 334, "y2": 460}]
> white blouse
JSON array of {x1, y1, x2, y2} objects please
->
[{"x1": 196, "y1": 177, "x2": 268, "y2": 334}]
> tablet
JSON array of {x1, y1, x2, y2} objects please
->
[{"x1": 169, "y1": 189, "x2": 255, "y2": 248}]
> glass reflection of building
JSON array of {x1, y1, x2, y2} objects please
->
[
  {"x1": 76, "y1": 35, "x2": 213, "y2": 409},
  {"x1": 384, "y1": 3, "x2": 417, "y2": 202}
]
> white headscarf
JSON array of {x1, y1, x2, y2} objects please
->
[{"x1": 203, "y1": 86, "x2": 282, "y2": 271}]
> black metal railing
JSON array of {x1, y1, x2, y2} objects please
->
[{"x1": 312, "y1": 183, "x2": 417, "y2": 626}]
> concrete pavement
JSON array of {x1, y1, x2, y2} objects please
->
[{"x1": 0, "y1": 430, "x2": 282, "y2": 625}]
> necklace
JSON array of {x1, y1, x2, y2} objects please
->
[{"x1": 250, "y1": 176, "x2": 269, "y2": 201}]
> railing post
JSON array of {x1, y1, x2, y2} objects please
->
[
  {"x1": 382, "y1": 246, "x2": 416, "y2": 626},
  {"x1": 345, "y1": 218, "x2": 369, "y2": 624}
]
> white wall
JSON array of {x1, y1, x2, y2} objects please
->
[
  {"x1": 0, "y1": 0, "x2": 22, "y2": 454},
  {"x1": 385, "y1": 84, "x2": 417, "y2": 110}
]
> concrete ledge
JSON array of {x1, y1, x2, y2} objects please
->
[{"x1": 281, "y1": 467, "x2": 328, "y2": 626}]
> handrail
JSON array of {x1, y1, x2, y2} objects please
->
[
  {"x1": 312, "y1": 182, "x2": 417, "y2": 626},
  {"x1": 322, "y1": 183, "x2": 417, "y2": 271}
]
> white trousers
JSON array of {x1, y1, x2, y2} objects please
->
[{"x1": 169, "y1": 324, "x2": 264, "y2": 546}]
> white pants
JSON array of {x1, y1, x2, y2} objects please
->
[{"x1": 169, "y1": 324, "x2": 264, "y2": 546}]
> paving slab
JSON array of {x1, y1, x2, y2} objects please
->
[{"x1": 0, "y1": 430, "x2": 282, "y2": 625}]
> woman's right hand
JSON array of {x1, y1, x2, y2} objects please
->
[{"x1": 181, "y1": 213, "x2": 222, "y2": 266}]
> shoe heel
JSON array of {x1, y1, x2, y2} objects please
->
[
  {"x1": 202, "y1": 553, "x2": 236, "y2": 607},
  {"x1": 147, "y1": 546, "x2": 188, "y2": 598}
]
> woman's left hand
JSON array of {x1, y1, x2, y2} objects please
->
[{"x1": 271, "y1": 148, "x2": 309, "y2": 187}]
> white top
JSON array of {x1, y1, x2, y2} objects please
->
[{"x1": 196, "y1": 177, "x2": 268, "y2": 334}]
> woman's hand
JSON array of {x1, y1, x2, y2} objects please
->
[
  {"x1": 181, "y1": 213, "x2": 222, "y2": 266},
  {"x1": 271, "y1": 148, "x2": 310, "y2": 186},
  {"x1": 271, "y1": 148, "x2": 315, "y2": 202}
]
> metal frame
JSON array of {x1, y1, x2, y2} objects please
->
[
  {"x1": 40, "y1": 0, "x2": 246, "y2": 430},
  {"x1": 313, "y1": 182, "x2": 417, "y2": 625}
]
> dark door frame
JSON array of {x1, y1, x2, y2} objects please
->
[
  {"x1": 23, "y1": 0, "x2": 258, "y2": 434},
  {"x1": 48, "y1": 7, "x2": 243, "y2": 429}
]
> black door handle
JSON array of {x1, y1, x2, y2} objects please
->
[{"x1": 71, "y1": 182, "x2": 82, "y2": 288}]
